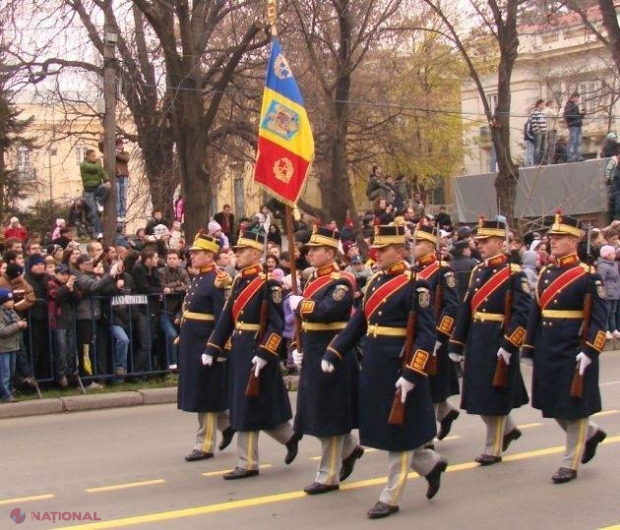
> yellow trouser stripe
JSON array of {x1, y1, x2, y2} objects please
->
[
  {"x1": 202, "y1": 413, "x2": 215, "y2": 453},
  {"x1": 493, "y1": 417, "x2": 504, "y2": 456},
  {"x1": 327, "y1": 437, "x2": 339, "y2": 484},
  {"x1": 247, "y1": 431, "x2": 255, "y2": 469},
  {"x1": 393, "y1": 452, "x2": 410, "y2": 505},
  {"x1": 571, "y1": 419, "x2": 588, "y2": 469}
]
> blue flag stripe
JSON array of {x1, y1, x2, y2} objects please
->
[{"x1": 265, "y1": 39, "x2": 304, "y2": 106}]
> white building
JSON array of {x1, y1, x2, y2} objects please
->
[{"x1": 461, "y1": 6, "x2": 618, "y2": 176}]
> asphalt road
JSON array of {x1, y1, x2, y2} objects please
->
[{"x1": 2, "y1": 353, "x2": 620, "y2": 530}]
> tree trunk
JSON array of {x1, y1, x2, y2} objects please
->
[
  {"x1": 322, "y1": 0, "x2": 353, "y2": 227},
  {"x1": 599, "y1": 0, "x2": 620, "y2": 73},
  {"x1": 492, "y1": 1, "x2": 519, "y2": 224}
]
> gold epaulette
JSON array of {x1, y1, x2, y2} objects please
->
[
  {"x1": 331, "y1": 271, "x2": 341, "y2": 280},
  {"x1": 405, "y1": 270, "x2": 416, "y2": 280},
  {"x1": 509, "y1": 263, "x2": 522, "y2": 273},
  {"x1": 214, "y1": 270, "x2": 233, "y2": 289},
  {"x1": 580, "y1": 263, "x2": 594, "y2": 274}
]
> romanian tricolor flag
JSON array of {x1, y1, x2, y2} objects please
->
[{"x1": 253, "y1": 38, "x2": 314, "y2": 206}]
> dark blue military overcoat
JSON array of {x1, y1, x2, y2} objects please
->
[
  {"x1": 177, "y1": 265, "x2": 228, "y2": 413},
  {"x1": 523, "y1": 256, "x2": 606, "y2": 420},
  {"x1": 325, "y1": 261, "x2": 437, "y2": 452},
  {"x1": 206, "y1": 264, "x2": 291, "y2": 431},
  {"x1": 449, "y1": 255, "x2": 530, "y2": 416},
  {"x1": 294, "y1": 264, "x2": 359, "y2": 437}
]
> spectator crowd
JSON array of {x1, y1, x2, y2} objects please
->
[{"x1": 3, "y1": 158, "x2": 620, "y2": 403}]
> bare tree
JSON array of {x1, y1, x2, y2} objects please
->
[
  {"x1": 285, "y1": 0, "x2": 405, "y2": 225},
  {"x1": 421, "y1": 0, "x2": 523, "y2": 222}
]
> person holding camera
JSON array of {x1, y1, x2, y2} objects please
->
[{"x1": 47, "y1": 264, "x2": 79, "y2": 388}]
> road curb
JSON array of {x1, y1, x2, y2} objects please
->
[
  {"x1": 0, "y1": 375, "x2": 301, "y2": 420},
  {"x1": 62, "y1": 391, "x2": 144, "y2": 412}
]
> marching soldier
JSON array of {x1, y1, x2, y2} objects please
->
[
  {"x1": 448, "y1": 217, "x2": 529, "y2": 466},
  {"x1": 522, "y1": 213, "x2": 607, "y2": 484},
  {"x1": 413, "y1": 224, "x2": 461, "y2": 442},
  {"x1": 204, "y1": 230, "x2": 298, "y2": 480},
  {"x1": 325, "y1": 225, "x2": 447, "y2": 520},
  {"x1": 289, "y1": 226, "x2": 363, "y2": 495},
  {"x1": 177, "y1": 233, "x2": 234, "y2": 461}
]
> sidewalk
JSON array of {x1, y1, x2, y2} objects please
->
[{"x1": 0, "y1": 376, "x2": 300, "y2": 420}]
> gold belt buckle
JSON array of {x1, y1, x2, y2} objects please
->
[{"x1": 368, "y1": 324, "x2": 377, "y2": 337}]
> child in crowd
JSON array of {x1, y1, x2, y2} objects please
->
[
  {"x1": 0, "y1": 288, "x2": 27, "y2": 402},
  {"x1": 597, "y1": 245, "x2": 620, "y2": 340}
]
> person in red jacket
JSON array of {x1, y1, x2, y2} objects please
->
[{"x1": 3, "y1": 217, "x2": 28, "y2": 242}]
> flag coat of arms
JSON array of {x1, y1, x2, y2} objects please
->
[{"x1": 253, "y1": 38, "x2": 314, "y2": 205}]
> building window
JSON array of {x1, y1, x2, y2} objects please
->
[
  {"x1": 541, "y1": 31, "x2": 559, "y2": 44},
  {"x1": 17, "y1": 146, "x2": 35, "y2": 181},
  {"x1": 75, "y1": 145, "x2": 89, "y2": 165},
  {"x1": 485, "y1": 93, "x2": 498, "y2": 112},
  {"x1": 578, "y1": 80, "x2": 603, "y2": 114},
  {"x1": 233, "y1": 176, "x2": 246, "y2": 218}
]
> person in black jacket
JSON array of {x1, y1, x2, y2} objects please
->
[
  {"x1": 108, "y1": 263, "x2": 148, "y2": 380},
  {"x1": 563, "y1": 92, "x2": 586, "y2": 162},
  {"x1": 132, "y1": 248, "x2": 164, "y2": 370},
  {"x1": 24, "y1": 255, "x2": 51, "y2": 381}
]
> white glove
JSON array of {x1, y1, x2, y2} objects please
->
[
  {"x1": 109, "y1": 262, "x2": 119, "y2": 277},
  {"x1": 201, "y1": 353, "x2": 213, "y2": 366},
  {"x1": 252, "y1": 356, "x2": 268, "y2": 377},
  {"x1": 321, "y1": 360, "x2": 335, "y2": 373},
  {"x1": 289, "y1": 295, "x2": 304, "y2": 312},
  {"x1": 292, "y1": 349, "x2": 303, "y2": 369},
  {"x1": 433, "y1": 340, "x2": 442, "y2": 356},
  {"x1": 395, "y1": 377, "x2": 415, "y2": 403},
  {"x1": 449, "y1": 353, "x2": 464, "y2": 363},
  {"x1": 576, "y1": 351, "x2": 592, "y2": 376},
  {"x1": 497, "y1": 347, "x2": 511, "y2": 365}
]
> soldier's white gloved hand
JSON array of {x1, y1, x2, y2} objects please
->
[
  {"x1": 289, "y1": 295, "x2": 304, "y2": 312},
  {"x1": 497, "y1": 347, "x2": 511, "y2": 365},
  {"x1": 433, "y1": 340, "x2": 442, "y2": 356},
  {"x1": 292, "y1": 349, "x2": 303, "y2": 369},
  {"x1": 576, "y1": 351, "x2": 592, "y2": 376},
  {"x1": 395, "y1": 377, "x2": 415, "y2": 403},
  {"x1": 201, "y1": 353, "x2": 213, "y2": 366},
  {"x1": 321, "y1": 360, "x2": 334, "y2": 373},
  {"x1": 449, "y1": 352, "x2": 464, "y2": 363},
  {"x1": 252, "y1": 356, "x2": 267, "y2": 377},
  {"x1": 109, "y1": 262, "x2": 119, "y2": 277}
]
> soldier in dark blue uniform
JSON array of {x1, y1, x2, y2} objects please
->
[
  {"x1": 522, "y1": 213, "x2": 607, "y2": 484},
  {"x1": 449, "y1": 217, "x2": 529, "y2": 466},
  {"x1": 325, "y1": 225, "x2": 447, "y2": 520},
  {"x1": 204, "y1": 230, "x2": 298, "y2": 480},
  {"x1": 178, "y1": 233, "x2": 234, "y2": 462},
  {"x1": 413, "y1": 224, "x2": 460, "y2": 442},
  {"x1": 288, "y1": 226, "x2": 363, "y2": 495}
]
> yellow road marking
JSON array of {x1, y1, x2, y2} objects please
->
[
  {"x1": 201, "y1": 464, "x2": 271, "y2": 477},
  {"x1": 86, "y1": 480, "x2": 166, "y2": 493},
  {"x1": 0, "y1": 494, "x2": 54, "y2": 505},
  {"x1": 57, "y1": 435, "x2": 620, "y2": 529},
  {"x1": 594, "y1": 410, "x2": 619, "y2": 417},
  {"x1": 517, "y1": 423, "x2": 542, "y2": 429}
]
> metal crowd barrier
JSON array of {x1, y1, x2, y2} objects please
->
[{"x1": 20, "y1": 293, "x2": 182, "y2": 386}]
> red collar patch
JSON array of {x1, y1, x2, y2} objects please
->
[
  {"x1": 485, "y1": 254, "x2": 507, "y2": 267},
  {"x1": 557, "y1": 253, "x2": 580, "y2": 268},
  {"x1": 241, "y1": 264, "x2": 262, "y2": 278},
  {"x1": 418, "y1": 254, "x2": 436, "y2": 267},
  {"x1": 316, "y1": 263, "x2": 338, "y2": 277},
  {"x1": 197, "y1": 264, "x2": 215, "y2": 274},
  {"x1": 385, "y1": 261, "x2": 407, "y2": 276}
]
